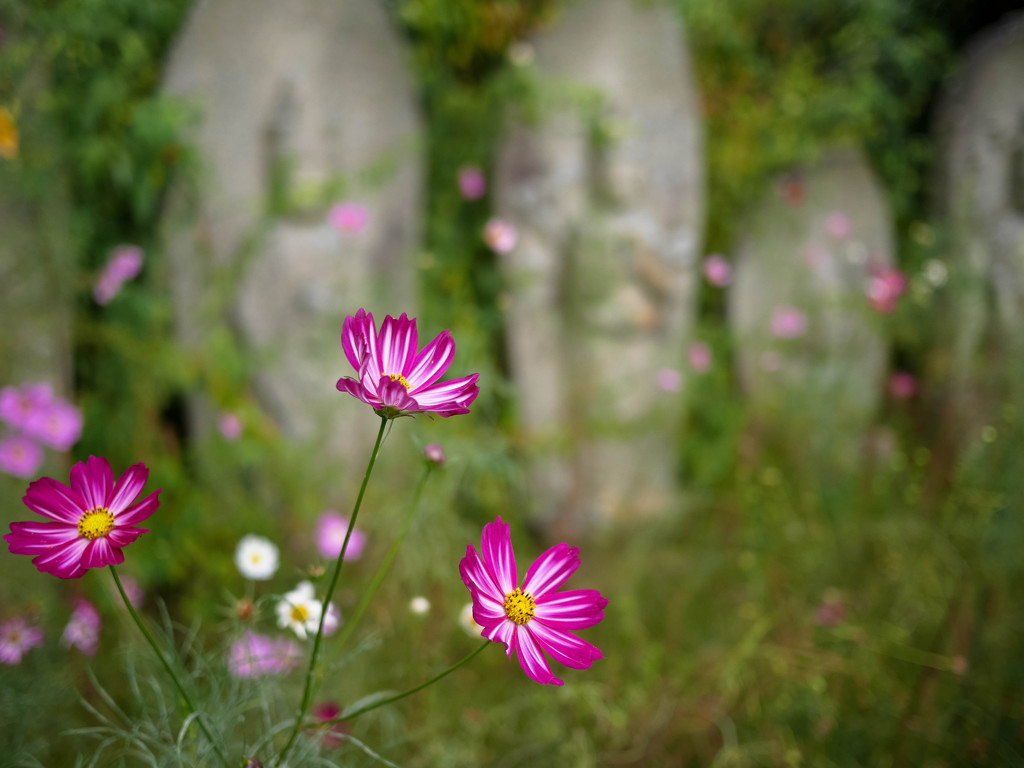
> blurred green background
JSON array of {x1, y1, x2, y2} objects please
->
[{"x1": 1, "y1": 0, "x2": 1023, "y2": 766}]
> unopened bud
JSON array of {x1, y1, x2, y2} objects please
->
[
  {"x1": 423, "y1": 443, "x2": 446, "y2": 465},
  {"x1": 236, "y1": 598, "x2": 254, "y2": 622}
]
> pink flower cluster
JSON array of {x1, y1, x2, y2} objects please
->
[
  {"x1": 94, "y1": 245, "x2": 143, "y2": 305},
  {"x1": 0, "y1": 382, "x2": 83, "y2": 478},
  {"x1": 866, "y1": 266, "x2": 907, "y2": 314}
]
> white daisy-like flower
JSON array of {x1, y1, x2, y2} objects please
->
[
  {"x1": 276, "y1": 581, "x2": 323, "y2": 639},
  {"x1": 234, "y1": 534, "x2": 279, "y2": 581},
  {"x1": 409, "y1": 596, "x2": 431, "y2": 615},
  {"x1": 458, "y1": 601, "x2": 483, "y2": 638}
]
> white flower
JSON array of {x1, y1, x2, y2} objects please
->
[
  {"x1": 276, "y1": 581, "x2": 323, "y2": 639},
  {"x1": 458, "y1": 601, "x2": 483, "y2": 638},
  {"x1": 409, "y1": 596, "x2": 431, "y2": 616},
  {"x1": 234, "y1": 535, "x2": 279, "y2": 580}
]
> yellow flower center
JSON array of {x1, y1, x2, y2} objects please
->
[
  {"x1": 77, "y1": 508, "x2": 114, "y2": 540},
  {"x1": 503, "y1": 588, "x2": 535, "y2": 625},
  {"x1": 290, "y1": 605, "x2": 309, "y2": 623},
  {"x1": 387, "y1": 373, "x2": 411, "y2": 391}
]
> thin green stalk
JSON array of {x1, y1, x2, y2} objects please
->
[
  {"x1": 108, "y1": 566, "x2": 231, "y2": 768},
  {"x1": 329, "y1": 465, "x2": 433, "y2": 657},
  {"x1": 324, "y1": 639, "x2": 491, "y2": 725},
  {"x1": 275, "y1": 413, "x2": 389, "y2": 767}
]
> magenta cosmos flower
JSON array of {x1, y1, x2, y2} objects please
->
[
  {"x1": 0, "y1": 616, "x2": 44, "y2": 665},
  {"x1": 3, "y1": 456, "x2": 161, "y2": 579},
  {"x1": 336, "y1": 309, "x2": 479, "y2": 418},
  {"x1": 460, "y1": 516, "x2": 607, "y2": 686}
]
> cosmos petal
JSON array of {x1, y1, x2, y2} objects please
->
[
  {"x1": 405, "y1": 331, "x2": 455, "y2": 390},
  {"x1": 106, "y1": 463, "x2": 148, "y2": 515},
  {"x1": 533, "y1": 589, "x2": 608, "y2": 630},
  {"x1": 4, "y1": 521, "x2": 80, "y2": 553},
  {"x1": 70, "y1": 456, "x2": 113, "y2": 511},
  {"x1": 408, "y1": 374, "x2": 480, "y2": 409},
  {"x1": 483, "y1": 618, "x2": 516, "y2": 658},
  {"x1": 528, "y1": 620, "x2": 603, "y2": 670},
  {"x1": 522, "y1": 542, "x2": 580, "y2": 598},
  {"x1": 115, "y1": 491, "x2": 161, "y2": 526},
  {"x1": 22, "y1": 476, "x2": 86, "y2": 524},
  {"x1": 481, "y1": 516, "x2": 516, "y2": 595},
  {"x1": 516, "y1": 625, "x2": 562, "y2": 685},
  {"x1": 107, "y1": 526, "x2": 148, "y2": 548},
  {"x1": 341, "y1": 309, "x2": 370, "y2": 372},
  {"x1": 377, "y1": 313, "x2": 418, "y2": 378},
  {"x1": 459, "y1": 544, "x2": 503, "y2": 602}
]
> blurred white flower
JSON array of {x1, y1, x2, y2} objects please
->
[
  {"x1": 235, "y1": 535, "x2": 279, "y2": 581},
  {"x1": 458, "y1": 601, "x2": 483, "y2": 638},
  {"x1": 410, "y1": 596, "x2": 431, "y2": 615},
  {"x1": 277, "y1": 581, "x2": 323, "y2": 640}
]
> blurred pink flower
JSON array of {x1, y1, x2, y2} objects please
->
[
  {"x1": 657, "y1": 367, "x2": 682, "y2": 392},
  {"x1": 0, "y1": 616, "x2": 44, "y2": 665},
  {"x1": 323, "y1": 602, "x2": 341, "y2": 636},
  {"x1": 702, "y1": 255, "x2": 732, "y2": 287},
  {"x1": 336, "y1": 309, "x2": 480, "y2": 418},
  {"x1": 94, "y1": 245, "x2": 143, "y2": 305},
  {"x1": 24, "y1": 399, "x2": 82, "y2": 451},
  {"x1": 888, "y1": 372, "x2": 917, "y2": 399},
  {"x1": 423, "y1": 443, "x2": 446, "y2": 465},
  {"x1": 688, "y1": 342, "x2": 712, "y2": 373},
  {"x1": 118, "y1": 574, "x2": 145, "y2": 607},
  {"x1": 484, "y1": 219, "x2": 518, "y2": 254},
  {"x1": 316, "y1": 511, "x2": 366, "y2": 561},
  {"x1": 816, "y1": 599, "x2": 845, "y2": 627},
  {"x1": 460, "y1": 516, "x2": 607, "y2": 686},
  {"x1": 218, "y1": 412, "x2": 243, "y2": 441},
  {"x1": 866, "y1": 266, "x2": 907, "y2": 314},
  {"x1": 0, "y1": 436, "x2": 44, "y2": 478},
  {"x1": 228, "y1": 631, "x2": 301, "y2": 678},
  {"x1": 458, "y1": 166, "x2": 486, "y2": 200},
  {"x1": 61, "y1": 599, "x2": 102, "y2": 656},
  {"x1": 825, "y1": 212, "x2": 851, "y2": 240},
  {"x1": 312, "y1": 701, "x2": 350, "y2": 748},
  {"x1": 771, "y1": 306, "x2": 808, "y2": 339},
  {"x1": 328, "y1": 203, "x2": 368, "y2": 235},
  {"x1": 0, "y1": 383, "x2": 54, "y2": 430}
]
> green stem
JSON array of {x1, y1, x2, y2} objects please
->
[
  {"x1": 325, "y1": 639, "x2": 491, "y2": 725},
  {"x1": 108, "y1": 566, "x2": 231, "y2": 768},
  {"x1": 328, "y1": 465, "x2": 433, "y2": 658},
  {"x1": 275, "y1": 413, "x2": 389, "y2": 767}
]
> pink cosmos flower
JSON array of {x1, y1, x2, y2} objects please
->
[
  {"x1": 458, "y1": 166, "x2": 487, "y2": 200},
  {"x1": 688, "y1": 342, "x2": 713, "y2": 373},
  {"x1": 218, "y1": 412, "x2": 243, "y2": 441},
  {"x1": 657, "y1": 367, "x2": 682, "y2": 393},
  {"x1": 316, "y1": 511, "x2": 366, "y2": 561},
  {"x1": 771, "y1": 306, "x2": 808, "y2": 339},
  {"x1": 866, "y1": 266, "x2": 907, "y2": 314},
  {"x1": 702, "y1": 255, "x2": 732, "y2": 287},
  {"x1": 24, "y1": 399, "x2": 83, "y2": 451},
  {"x1": 888, "y1": 372, "x2": 917, "y2": 400},
  {"x1": 0, "y1": 436, "x2": 44, "y2": 478},
  {"x1": 0, "y1": 616, "x2": 44, "y2": 665},
  {"x1": 0, "y1": 383, "x2": 54, "y2": 430},
  {"x1": 825, "y1": 212, "x2": 852, "y2": 240},
  {"x1": 228, "y1": 631, "x2": 302, "y2": 678},
  {"x1": 312, "y1": 701, "x2": 350, "y2": 748},
  {"x1": 483, "y1": 219, "x2": 518, "y2": 254},
  {"x1": 423, "y1": 443, "x2": 446, "y2": 465},
  {"x1": 459, "y1": 516, "x2": 607, "y2": 686},
  {"x1": 336, "y1": 309, "x2": 480, "y2": 418},
  {"x1": 94, "y1": 245, "x2": 143, "y2": 305},
  {"x1": 61, "y1": 599, "x2": 102, "y2": 656},
  {"x1": 3, "y1": 456, "x2": 161, "y2": 579},
  {"x1": 328, "y1": 203, "x2": 369, "y2": 235}
]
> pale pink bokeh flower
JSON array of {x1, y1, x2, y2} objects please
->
[
  {"x1": 484, "y1": 219, "x2": 518, "y2": 254},
  {"x1": 688, "y1": 342, "x2": 712, "y2": 373},
  {"x1": 888, "y1": 372, "x2": 917, "y2": 400},
  {"x1": 94, "y1": 245, "x2": 143, "y2": 305},
  {"x1": 423, "y1": 443, "x2": 446, "y2": 465},
  {"x1": 0, "y1": 616, "x2": 44, "y2": 665},
  {"x1": 24, "y1": 399, "x2": 82, "y2": 451},
  {"x1": 316, "y1": 511, "x2": 366, "y2": 561},
  {"x1": 61, "y1": 599, "x2": 102, "y2": 656},
  {"x1": 771, "y1": 306, "x2": 808, "y2": 339},
  {"x1": 0, "y1": 436, "x2": 44, "y2": 478},
  {"x1": 328, "y1": 203, "x2": 369, "y2": 235},
  {"x1": 702, "y1": 255, "x2": 732, "y2": 287},
  {"x1": 825, "y1": 212, "x2": 852, "y2": 240},
  {"x1": 218, "y1": 412, "x2": 243, "y2": 441},
  {"x1": 118, "y1": 574, "x2": 145, "y2": 607},
  {"x1": 0, "y1": 383, "x2": 54, "y2": 430},
  {"x1": 866, "y1": 266, "x2": 907, "y2": 314},
  {"x1": 459, "y1": 516, "x2": 607, "y2": 686},
  {"x1": 657, "y1": 367, "x2": 682, "y2": 393},
  {"x1": 228, "y1": 631, "x2": 301, "y2": 678},
  {"x1": 323, "y1": 602, "x2": 341, "y2": 636},
  {"x1": 336, "y1": 309, "x2": 479, "y2": 418},
  {"x1": 458, "y1": 166, "x2": 486, "y2": 200}
]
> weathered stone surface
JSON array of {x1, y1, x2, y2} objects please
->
[
  {"x1": 163, "y1": 0, "x2": 422, "y2": 468},
  {"x1": 496, "y1": 0, "x2": 705, "y2": 534},
  {"x1": 933, "y1": 13, "x2": 1024, "y2": 426},
  {"x1": 729, "y1": 148, "x2": 895, "y2": 466}
]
